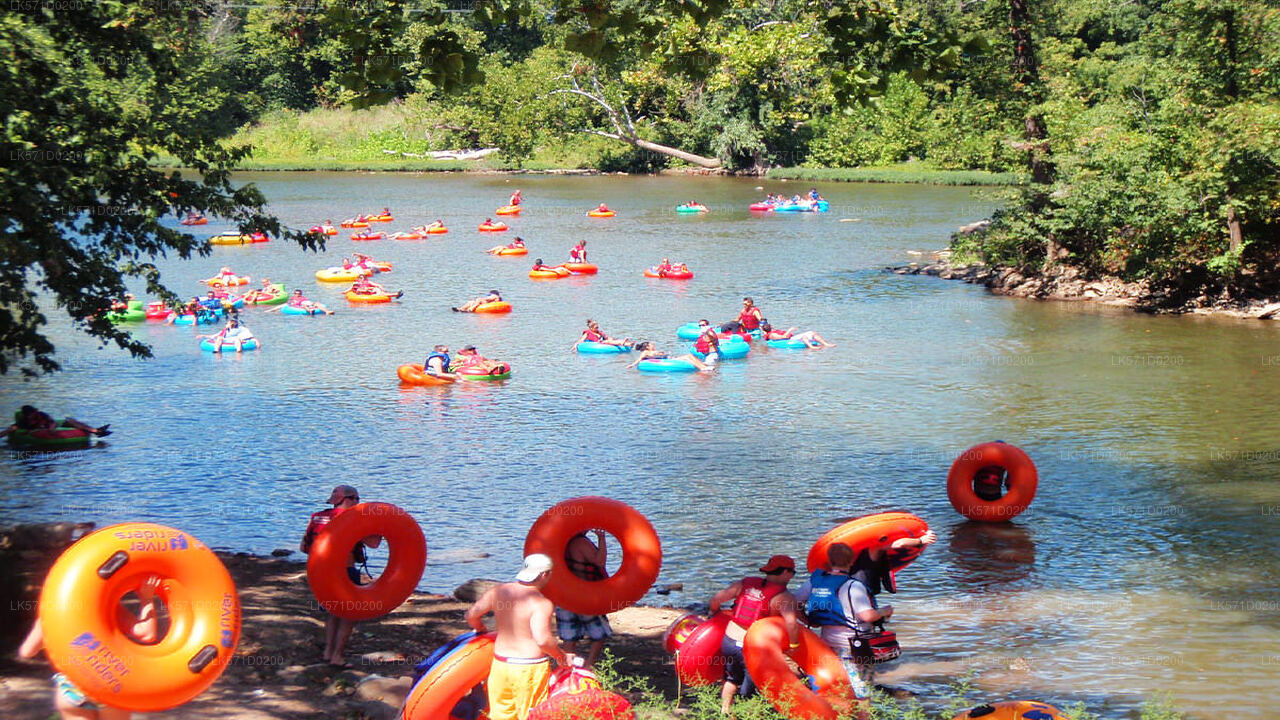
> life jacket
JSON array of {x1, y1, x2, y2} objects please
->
[
  {"x1": 730, "y1": 576, "x2": 785, "y2": 628},
  {"x1": 694, "y1": 334, "x2": 715, "y2": 354},
  {"x1": 805, "y1": 570, "x2": 855, "y2": 627},
  {"x1": 304, "y1": 507, "x2": 366, "y2": 564},
  {"x1": 426, "y1": 352, "x2": 451, "y2": 374},
  {"x1": 584, "y1": 329, "x2": 605, "y2": 342},
  {"x1": 738, "y1": 307, "x2": 761, "y2": 330}
]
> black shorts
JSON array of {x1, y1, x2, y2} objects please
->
[{"x1": 347, "y1": 566, "x2": 363, "y2": 585}]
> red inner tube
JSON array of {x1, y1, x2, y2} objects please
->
[{"x1": 946, "y1": 441, "x2": 1038, "y2": 522}]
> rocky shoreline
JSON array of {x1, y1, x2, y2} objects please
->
[{"x1": 891, "y1": 250, "x2": 1280, "y2": 320}]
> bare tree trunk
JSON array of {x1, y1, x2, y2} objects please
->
[
  {"x1": 1010, "y1": 0, "x2": 1054, "y2": 186},
  {"x1": 1226, "y1": 203, "x2": 1243, "y2": 253}
]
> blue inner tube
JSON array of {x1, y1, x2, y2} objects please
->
[
  {"x1": 281, "y1": 304, "x2": 323, "y2": 316},
  {"x1": 767, "y1": 338, "x2": 808, "y2": 350},
  {"x1": 676, "y1": 323, "x2": 704, "y2": 340},
  {"x1": 200, "y1": 337, "x2": 259, "y2": 352},
  {"x1": 675, "y1": 205, "x2": 707, "y2": 213},
  {"x1": 773, "y1": 200, "x2": 829, "y2": 213},
  {"x1": 174, "y1": 311, "x2": 222, "y2": 325},
  {"x1": 690, "y1": 340, "x2": 750, "y2": 359},
  {"x1": 577, "y1": 341, "x2": 631, "y2": 354},
  {"x1": 637, "y1": 358, "x2": 698, "y2": 373}
]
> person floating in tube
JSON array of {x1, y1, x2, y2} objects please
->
[
  {"x1": 707, "y1": 555, "x2": 801, "y2": 715},
  {"x1": 509, "y1": 189, "x2": 522, "y2": 206},
  {"x1": 465, "y1": 553, "x2": 572, "y2": 720},
  {"x1": 569, "y1": 240, "x2": 587, "y2": 263},
  {"x1": 19, "y1": 575, "x2": 162, "y2": 720},
  {"x1": 554, "y1": 530, "x2": 614, "y2": 668},
  {"x1": 301, "y1": 485, "x2": 382, "y2": 668},
  {"x1": 423, "y1": 344, "x2": 456, "y2": 381}
]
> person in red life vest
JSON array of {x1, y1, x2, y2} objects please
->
[
  {"x1": 656, "y1": 257, "x2": 674, "y2": 276},
  {"x1": 971, "y1": 465, "x2": 1007, "y2": 501},
  {"x1": 593, "y1": 203, "x2": 610, "y2": 213},
  {"x1": 569, "y1": 240, "x2": 587, "y2": 263},
  {"x1": 531, "y1": 258, "x2": 559, "y2": 272},
  {"x1": 510, "y1": 189, "x2": 522, "y2": 206},
  {"x1": 300, "y1": 485, "x2": 383, "y2": 667},
  {"x1": 575, "y1": 319, "x2": 631, "y2": 349},
  {"x1": 720, "y1": 297, "x2": 763, "y2": 334},
  {"x1": 554, "y1": 530, "x2": 614, "y2": 668},
  {"x1": 708, "y1": 554, "x2": 801, "y2": 714},
  {"x1": 693, "y1": 326, "x2": 721, "y2": 366}
]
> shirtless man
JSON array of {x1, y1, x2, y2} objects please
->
[{"x1": 465, "y1": 554, "x2": 571, "y2": 720}]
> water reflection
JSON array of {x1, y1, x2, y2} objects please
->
[{"x1": 946, "y1": 520, "x2": 1037, "y2": 589}]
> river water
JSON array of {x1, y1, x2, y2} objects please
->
[{"x1": 2, "y1": 173, "x2": 1278, "y2": 718}]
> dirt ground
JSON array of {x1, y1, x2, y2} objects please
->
[{"x1": 0, "y1": 551, "x2": 688, "y2": 719}]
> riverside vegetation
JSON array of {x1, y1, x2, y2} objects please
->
[{"x1": 4, "y1": 0, "x2": 1277, "y2": 371}]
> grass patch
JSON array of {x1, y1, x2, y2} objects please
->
[{"x1": 767, "y1": 165, "x2": 1026, "y2": 186}]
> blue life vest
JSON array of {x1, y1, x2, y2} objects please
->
[
  {"x1": 805, "y1": 570, "x2": 855, "y2": 627},
  {"x1": 425, "y1": 351, "x2": 451, "y2": 374}
]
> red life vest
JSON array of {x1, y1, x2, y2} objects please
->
[
  {"x1": 585, "y1": 328, "x2": 605, "y2": 342},
  {"x1": 730, "y1": 576, "x2": 785, "y2": 628},
  {"x1": 738, "y1": 307, "x2": 761, "y2": 331},
  {"x1": 694, "y1": 334, "x2": 714, "y2": 354}
]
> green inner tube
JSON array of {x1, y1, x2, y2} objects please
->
[
  {"x1": 7, "y1": 426, "x2": 92, "y2": 449},
  {"x1": 107, "y1": 300, "x2": 146, "y2": 323},
  {"x1": 248, "y1": 283, "x2": 288, "y2": 306}
]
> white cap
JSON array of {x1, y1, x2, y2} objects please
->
[{"x1": 516, "y1": 553, "x2": 553, "y2": 582}]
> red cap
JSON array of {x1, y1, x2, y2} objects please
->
[{"x1": 759, "y1": 555, "x2": 796, "y2": 573}]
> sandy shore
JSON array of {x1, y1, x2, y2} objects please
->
[{"x1": 0, "y1": 547, "x2": 687, "y2": 720}]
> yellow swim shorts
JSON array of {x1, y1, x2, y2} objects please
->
[{"x1": 486, "y1": 655, "x2": 551, "y2": 720}]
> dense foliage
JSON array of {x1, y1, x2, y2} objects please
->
[{"x1": 2, "y1": 0, "x2": 1278, "y2": 371}]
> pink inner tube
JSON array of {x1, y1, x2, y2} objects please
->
[{"x1": 749, "y1": 203, "x2": 774, "y2": 211}]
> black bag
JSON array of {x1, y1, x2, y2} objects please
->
[{"x1": 849, "y1": 622, "x2": 900, "y2": 665}]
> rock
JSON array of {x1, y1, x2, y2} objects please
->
[
  {"x1": 0, "y1": 522, "x2": 95, "y2": 551},
  {"x1": 1256, "y1": 302, "x2": 1280, "y2": 320},
  {"x1": 270, "y1": 548, "x2": 293, "y2": 557},
  {"x1": 958, "y1": 220, "x2": 990, "y2": 235},
  {"x1": 360, "y1": 650, "x2": 407, "y2": 664},
  {"x1": 453, "y1": 578, "x2": 501, "y2": 603},
  {"x1": 355, "y1": 674, "x2": 413, "y2": 706}
]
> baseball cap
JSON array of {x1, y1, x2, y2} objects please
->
[
  {"x1": 759, "y1": 555, "x2": 796, "y2": 573},
  {"x1": 516, "y1": 553, "x2": 553, "y2": 582},
  {"x1": 330, "y1": 485, "x2": 359, "y2": 502}
]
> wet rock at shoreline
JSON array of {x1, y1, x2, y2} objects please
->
[{"x1": 453, "y1": 578, "x2": 501, "y2": 603}]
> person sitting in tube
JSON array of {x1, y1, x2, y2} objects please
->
[
  {"x1": 350, "y1": 275, "x2": 385, "y2": 295},
  {"x1": 972, "y1": 465, "x2": 1008, "y2": 501},
  {"x1": 575, "y1": 319, "x2": 631, "y2": 349},
  {"x1": 656, "y1": 258, "x2": 674, "y2": 276},
  {"x1": 271, "y1": 289, "x2": 332, "y2": 315},
  {"x1": 486, "y1": 237, "x2": 525, "y2": 254},
  {"x1": 453, "y1": 290, "x2": 503, "y2": 313},
  {"x1": 427, "y1": 219, "x2": 445, "y2": 230},
  {"x1": 569, "y1": 240, "x2": 587, "y2": 263},
  {"x1": 509, "y1": 189, "x2": 522, "y2": 206},
  {"x1": 451, "y1": 345, "x2": 504, "y2": 374},
  {"x1": 531, "y1": 258, "x2": 559, "y2": 272},
  {"x1": 693, "y1": 326, "x2": 721, "y2": 366},
  {"x1": 760, "y1": 322, "x2": 836, "y2": 348},
  {"x1": 625, "y1": 341, "x2": 713, "y2": 372},
  {"x1": 593, "y1": 203, "x2": 610, "y2": 213},
  {"x1": 108, "y1": 293, "x2": 136, "y2": 312},
  {"x1": 200, "y1": 316, "x2": 256, "y2": 354},
  {"x1": 424, "y1": 344, "x2": 456, "y2": 380}
]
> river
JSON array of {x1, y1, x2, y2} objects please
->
[{"x1": 2, "y1": 173, "x2": 1278, "y2": 718}]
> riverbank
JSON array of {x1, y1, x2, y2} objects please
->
[{"x1": 891, "y1": 250, "x2": 1280, "y2": 320}]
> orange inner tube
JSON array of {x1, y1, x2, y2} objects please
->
[
  {"x1": 587, "y1": 210, "x2": 615, "y2": 218},
  {"x1": 398, "y1": 364, "x2": 454, "y2": 386},
  {"x1": 495, "y1": 247, "x2": 528, "y2": 256},
  {"x1": 529, "y1": 269, "x2": 568, "y2": 279},
  {"x1": 345, "y1": 290, "x2": 394, "y2": 303},
  {"x1": 560, "y1": 262, "x2": 598, "y2": 275},
  {"x1": 743, "y1": 618, "x2": 856, "y2": 720},
  {"x1": 946, "y1": 441, "x2": 1039, "y2": 522},
  {"x1": 38, "y1": 523, "x2": 241, "y2": 712},
  {"x1": 306, "y1": 502, "x2": 427, "y2": 621},
  {"x1": 401, "y1": 633, "x2": 495, "y2": 720},
  {"x1": 523, "y1": 496, "x2": 661, "y2": 616},
  {"x1": 473, "y1": 301, "x2": 512, "y2": 314},
  {"x1": 807, "y1": 511, "x2": 930, "y2": 574},
  {"x1": 426, "y1": 226, "x2": 448, "y2": 234},
  {"x1": 478, "y1": 223, "x2": 508, "y2": 232}
]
